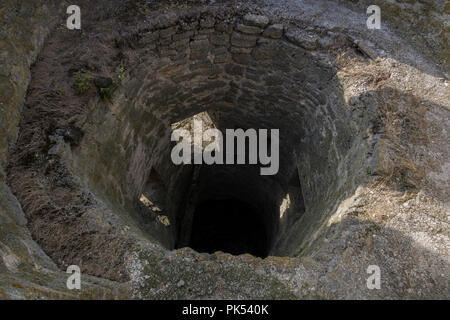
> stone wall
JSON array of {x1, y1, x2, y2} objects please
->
[
  {"x1": 0, "y1": 0, "x2": 448, "y2": 299},
  {"x1": 0, "y1": 1, "x2": 64, "y2": 168},
  {"x1": 70, "y1": 8, "x2": 377, "y2": 258},
  {"x1": 0, "y1": 0, "x2": 132, "y2": 299}
]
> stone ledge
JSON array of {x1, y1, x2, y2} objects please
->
[
  {"x1": 263, "y1": 24, "x2": 284, "y2": 39},
  {"x1": 243, "y1": 14, "x2": 270, "y2": 29},
  {"x1": 236, "y1": 24, "x2": 263, "y2": 35}
]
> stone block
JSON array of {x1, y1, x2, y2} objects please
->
[
  {"x1": 215, "y1": 22, "x2": 233, "y2": 34},
  {"x1": 263, "y1": 24, "x2": 284, "y2": 39},
  {"x1": 170, "y1": 38, "x2": 190, "y2": 49},
  {"x1": 172, "y1": 31, "x2": 194, "y2": 41},
  {"x1": 190, "y1": 50, "x2": 209, "y2": 60},
  {"x1": 212, "y1": 47, "x2": 228, "y2": 55},
  {"x1": 232, "y1": 53, "x2": 252, "y2": 65},
  {"x1": 199, "y1": 28, "x2": 215, "y2": 35},
  {"x1": 243, "y1": 14, "x2": 270, "y2": 28},
  {"x1": 225, "y1": 63, "x2": 245, "y2": 76},
  {"x1": 252, "y1": 44, "x2": 275, "y2": 60},
  {"x1": 160, "y1": 26, "x2": 178, "y2": 38},
  {"x1": 141, "y1": 31, "x2": 160, "y2": 43},
  {"x1": 236, "y1": 24, "x2": 262, "y2": 35},
  {"x1": 231, "y1": 32, "x2": 257, "y2": 48},
  {"x1": 193, "y1": 34, "x2": 209, "y2": 41},
  {"x1": 200, "y1": 17, "x2": 215, "y2": 28},
  {"x1": 230, "y1": 46, "x2": 253, "y2": 54},
  {"x1": 214, "y1": 53, "x2": 232, "y2": 64},
  {"x1": 190, "y1": 39, "x2": 210, "y2": 51},
  {"x1": 285, "y1": 29, "x2": 318, "y2": 50},
  {"x1": 182, "y1": 21, "x2": 199, "y2": 31},
  {"x1": 189, "y1": 59, "x2": 212, "y2": 71},
  {"x1": 211, "y1": 34, "x2": 230, "y2": 46}
]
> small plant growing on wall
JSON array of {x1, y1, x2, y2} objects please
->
[
  {"x1": 56, "y1": 87, "x2": 65, "y2": 95},
  {"x1": 117, "y1": 66, "x2": 126, "y2": 83},
  {"x1": 94, "y1": 77, "x2": 116, "y2": 101},
  {"x1": 74, "y1": 70, "x2": 91, "y2": 95},
  {"x1": 100, "y1": 87, "x2": 113, "y2": 100}
]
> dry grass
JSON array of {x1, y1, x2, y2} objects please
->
[
  {"x1": 335, "y1": 50, "x2": 431, "y2": 190},
  {"x1": 8, "y1": 170, "x2": 53, "y2": 217}
]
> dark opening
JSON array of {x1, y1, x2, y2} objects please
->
[
  {"x1": 143, "y1": 168, "x2": 167, "y2": 208},
  {"x1": 189, "y1": 198, "x2": 269, "y2": 258}
]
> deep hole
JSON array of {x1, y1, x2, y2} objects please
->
[
  {"x1": 142, "y1": 168, "x2": 167, "y2": 207},
  {"x1": 189, "y1": 198, "x2": 269, "y2": 258}
]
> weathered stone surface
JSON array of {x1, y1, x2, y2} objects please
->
[
  {"x1": 215, "y1": 22, "x2": 233, "y2": 34},
  {"x1": 236, "y1": 24, "x2": 263, "y2": 35},
  {"x1": 160, "y1": 26, "x2": 178, "y2": 38},
  {"x1": 159, "y1": 37, "x2": 172, "y2": 46},
  {"x1": 170, "y1": 38, "x2": 190, "y2": 49},
  {"x1": 232, "y1": 53, "x2": 252, "y2": 65},
  {"x1": 198, "y1": 28, "x2": 215, "y2": 35},
  {"x1": 172, "y1": 31, "x2": 194, "y2": 41},
  {"x1": 210, "y1": 34, "x2": 230, "y2": 46},
  {"x1": 190, "y1": 39, "x2": 210, "y2": 51},
  {"x1": 263, "y1": 24, "x2": 284, "y2": 39},
  {"x1": 231, "y1": 32, "x2": 258, "y2": 48},
  {"x1": 224, "y1": 63, "x2": 245, "y2": 76},
  {"x1": 253, "y1": 46, "x2": 274, "y2": 61},
  {"x1": 243, "y1": 14, "x2": 270, "y2": 28},
  {"x1": 193, "y1": 34, "x2": 208, "y2": 40},
  {"x1": 214, "y1": 53, "x2": 232, "y2": 64},
  {"x1": 230, "y1": 46, "x2": 253, "y2": 54},
  {"x1": 285, "y1": 29, "x2": 319, "y2": 50},
  {"x1": 200, "y1": 17, "x2": 215, "y2": 28},
  {"x1": 190, "y1": 51, "x2": 209, "y2": 60},
  {"x1": 141, "y1": 31, "x2": 160, "y2": 43},
  {"x1": 181, "y1": 21, "x2": 198, "y2": 31},
  {"x1": 189, "y1": 59, "x2": 213, "y2": 71},
  {"x1": 212, "y1": 47, "x2": 228, "y2": 55}
]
